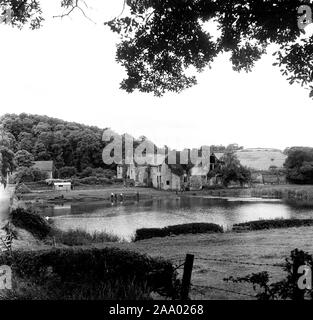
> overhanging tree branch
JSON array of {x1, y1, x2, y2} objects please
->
[{"x1": 53, "y1": 0, "x2": 95, "y2": 23}]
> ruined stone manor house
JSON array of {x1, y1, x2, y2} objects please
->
[{"x1": 117, "y1": 152, "x2": 224, "y2": 191}]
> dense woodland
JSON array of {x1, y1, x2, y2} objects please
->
[
  {"x1": 0, "y1": 113, "x2": 121, "y2": 182},
  {"x1": 0, "y1": 114, "x2": 244, "y2": 175}
]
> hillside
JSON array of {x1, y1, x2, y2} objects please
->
[
  {"x1": 235, "y1": 148, "x2": 287, "y2": 171},
  {"x1": 0, "y1": 113, "x2": 121, "y2": 172}
]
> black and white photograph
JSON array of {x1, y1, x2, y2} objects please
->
[{"x1": 1, "y1": 0, "x2": 313, "y2": 312}]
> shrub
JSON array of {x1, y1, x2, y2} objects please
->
[
  {"x1": 78, "y1": 176, "x2": 113, "y2": 185},
  {"x1": 225, "y1": 249, "x2": 313, "y2": 300},
  {"x1": 202, "y1": 185, "x2": 224, "y2": 190},
  {"x1": 135, "y1": 223, "x2": 223, "y2": 241},
  {"x1": 10, "y1": 208, "x2": 52, "y2": 239},
  {"x1": 233, "y1": 218, "x2": 313, "y2": 231},
  {"x1": 80, "y1": 167, "x2": 94, "y2": 178},
  {"x1": 13, "y1": 167, "x2": 48, "y2": 183},
  {"x1": 4, "y1": 276, "x2": 152, "y2": 300},
  {"x1": 52, "y1": 229, "x2": 120, "y2": 246},
  {"x1": 102, "y1": 169, "x2": 116, "y2": 179},
  {"x1": 0, "y1": 247, "x2": 179, "y2": 300},
  {"x1": 58, "y1": 166, "x2": 77, "y2": 179}
]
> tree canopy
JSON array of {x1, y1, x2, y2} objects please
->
[
  {"x1": 0, "y1": 113, "x2": 113, "y2": 172},
  {"x1": 1, "y1": 0, "x2": 313, "y2": 97},
  {"x1": 105, "y1": 0, "x2": 313, "y2": 96},
  {"x1": 209, "y1": 151, "x2": 251, "y2": 187},
  {"x1": 284, "y1": 147, "x2": 313, "y2": 184}
]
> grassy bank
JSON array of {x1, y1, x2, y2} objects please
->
[
  {"x1": 250, "y1": 185, "x2": 313, "y2": 204},
  {"x1": 10, "y1": 207, "x2": 120, "y2": 245},
  {"x1": 135, "y1": 223, "x2": 223, "y2": 241},
  {"x1": 52, "y1": 229, "x2": 120, "y2": 246},
  {"x1": 19, "y1": 186, "x2": 178, "y2": 205},
  {"x1": 195, "y1": 184, "x2": 313, "y2": 206},
  {"x1": 0, "y1": 247, "x2": 178, "y2": 300},
  {"x1": 110, "y1": 226, "x2": 313, "y2": 299}
]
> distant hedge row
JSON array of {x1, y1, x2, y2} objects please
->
[
  {"x1": 0, "y1": 247, "x2": 179, "y2": 299},
  {"x1": 134, "y1": 223, "x2": 223, "y2": 241},
  {"x1": 233, "y1": 219, "x2": 313, "y2": 231},
  {"x1": 72, "y1": 177, "x2": 124, "y2": 186}
]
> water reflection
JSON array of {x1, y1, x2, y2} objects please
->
[{"x1": 40, "y1": 197, "x2": 313, "y2": 241}]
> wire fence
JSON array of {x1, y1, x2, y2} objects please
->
[
  {"x1": 195, "y1": 256, "x2": 284, "y2": 267},
  {"x1": 191, "y1": 284, "x2": 256, "y2": 298},
  {"x1": 170, "y1": 253, "x2": 286, "y2": 299}
]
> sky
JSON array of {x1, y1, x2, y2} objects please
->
[{"x1": 0, "y1": 0, "x2": 313, "y2": 151}]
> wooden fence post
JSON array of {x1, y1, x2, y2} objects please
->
[{"x1": 180, "y1": 254, "x2": 194, "y2": 300}]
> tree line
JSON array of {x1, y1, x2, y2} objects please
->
[
  {"x1": 1, "y1": 113, "x2": 313, "y2": 186},
  {"x1": 0, "y1": 113, "x2": 119, "y2": 183}
]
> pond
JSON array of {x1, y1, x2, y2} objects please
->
[{"x1": 37, "y1": 196, "x2": 313, "y2": 241}]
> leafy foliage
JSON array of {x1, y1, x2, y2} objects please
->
[
  {"x1": 12, "y1": 166, "x2": 48, "y2": 183},
  {"x1": 284, "y1": 147, "x2": 313, "y2": 184},
  {"x1": 0, "y1": 146, "x2": 15, "y2": 185},
  {"x1": 52, "y1": 229, "x2": 120, "y2": 246},
  {"x1": 0, "y1": 0, "x2": 43, "y2": 29},
  {"x1": 105, "y1": 0, "x2": 310, "y2": 96},
  {"x1": 11, "y1": 207, "x2": 52, "y2": 239},
  {"x1": 58, "y1": 166, "x2": 77, "y2": 179},
  {"x1": 14, "y1": 149, "x2": 34, "y2": 168},
  {"x1": 5, "y1": 1, "x2": 313, "y2": 97},
  {"x1": 0, "y1": 246, "x2": 180, "y2": 299},
  {"x1": 209, "y1": 151, "x2": 251, "y2": 187},
  {"x1": 0, "y1": 113, "x2": 117, "y2": 173},
  {"x1": 225, "y1": 249, "x2": 313, "y2": 300}
]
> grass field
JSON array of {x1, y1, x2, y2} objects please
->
[
  {"x1": 235, "y1": 148, "x2": 287, "y2": 171},
  {"x1": 110, "y1": 226, "x2": 313, "y2": 299},
  {"x1": 12, "y1": 225, "x2": 313, "y2": 300}
]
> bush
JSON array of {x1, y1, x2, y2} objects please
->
[
  {"x1": 58, "y1": 166, "x2": 77, "y2": 179},
  {"x1": 202, "y1": 185, "x2": 224, "y2": 190},
  {"x1": 92, "y1": 168, "x2": 116, "y2": 179},
  {"x1": 135, "y1": 223, "x2": 223, "y2": 241},
  {"x1": 52, "y1": 229, "x2": 120, "y2": 246},
  {"x1": 78, "y1": 176, "x2": 113, "y2": 185},
  {"x1": 4, "y1": 276, "x2": 152, "y2": 300},
  {"x1": 233, "y1": 218, "x2": 313, "y2": 231},
  {"x1": 10, "y1": 208, "x2": 52, "y2": 239},
  {"x1": 13, "y1": 167, "x2": 48, "y2": 183},
  {"x1": 80, "y1": 167, "x2": 94, "y2": 178},
  {"x1": 0, "y1": 247, "x2": 179, "y2": 300},
  {"x1": 225, "y1": 249, "x2": 313, "y2": 300}
]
